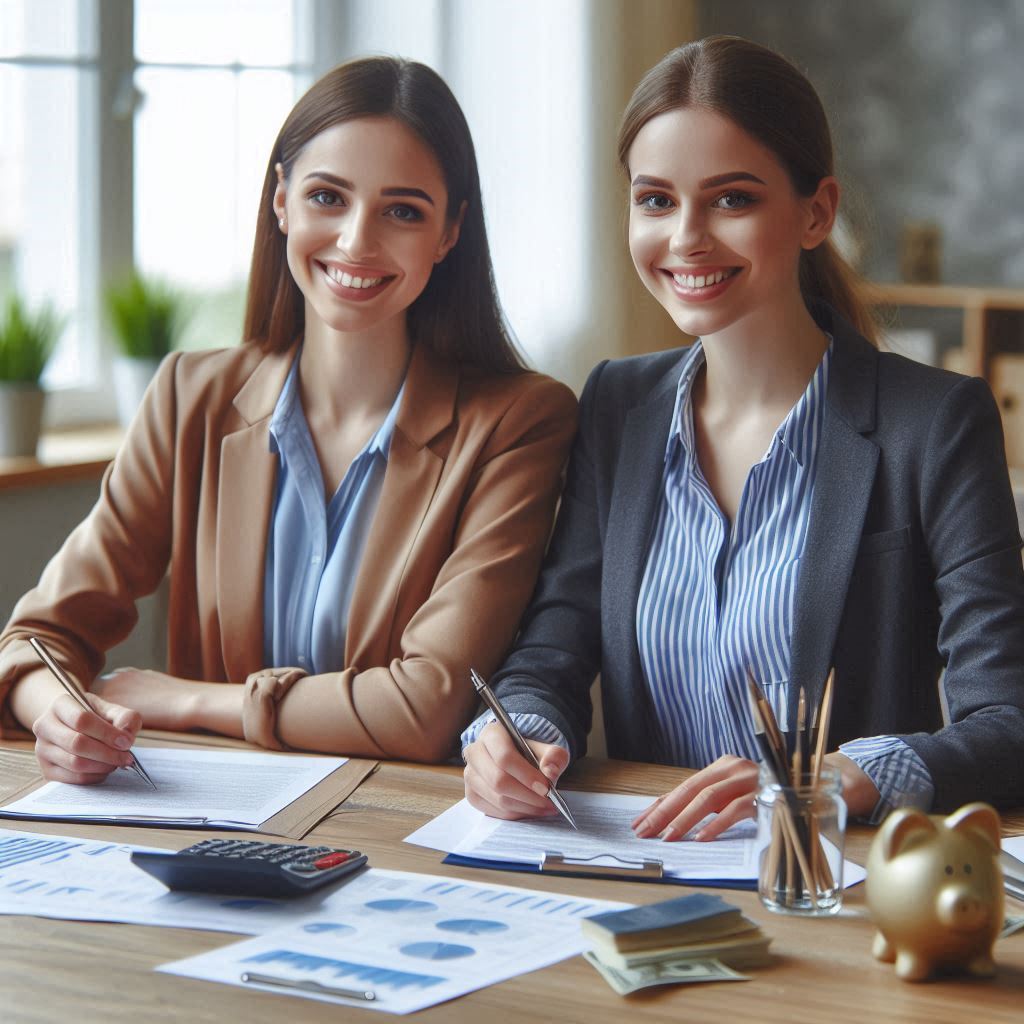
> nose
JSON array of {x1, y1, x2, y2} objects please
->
[
  {"x1": 937, "y1": 885, "x2": 989, "y2": 931},
  {"x1": 669, "y1": 202, "x2": 711, "y2": 258},
  {"x1": 336, "y1": 205, "x2": 378, "y2": 260}
]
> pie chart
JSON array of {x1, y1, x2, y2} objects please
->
[
  {"x1": 435, "y1": 918, "x2": 509, "y2": 935},
  {"x1": 400, "y1": 941, "x2": 475, "y2": 960},
  {"x1": 365, "y1": 899, "x2": 437, "y2": 913}
]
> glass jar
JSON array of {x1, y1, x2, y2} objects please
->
[{"x1": 756, "y1": 764, "x2": 846, "y2": 916}]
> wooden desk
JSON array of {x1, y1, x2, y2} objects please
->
[{"x1": 1, "y1": 742, "x2": 1022, "y2": 1024}]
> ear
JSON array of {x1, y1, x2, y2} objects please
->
[
  {"x1": 272, "y1": 162, "x2": 288, "y2": 232},
  {"x1": 878, "y1": 807, "x2": 936, "y2": 861},
  {"x1": 435, "y1": 200, "x2": 468, "y2": 264},
  {"x1": 801, "y1": 175, "x2": 840, "y2": 251},
  {"x1": 945, "y1": 802, "x2": 1001, "y2": 853}
]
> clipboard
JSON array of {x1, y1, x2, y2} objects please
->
[
  {"x1": 440, "y1": 849, "x2": 756, "y2": 890},
  {"x1": 0, "y1": 754, "x2": 377, "y2": 841}
]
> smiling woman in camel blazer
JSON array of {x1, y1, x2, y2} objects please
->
[{"x1": 0, "y1": 340, "x2": 574, "y2": 762}]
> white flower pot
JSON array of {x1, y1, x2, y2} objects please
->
[
  {"x1": 112, "y1": 355, "x2": 162, "y2": 428},
  {"x1": 0, "y1": 382, "x2": 45, "y2": 458}
]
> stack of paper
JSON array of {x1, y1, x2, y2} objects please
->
[{"x1": 581, "y1": 893, "x2": 770, "y2": 995}]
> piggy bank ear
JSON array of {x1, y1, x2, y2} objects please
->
[
  {"x1": 945, "y1": 802, "x2": 1001, "y2": 853},
  {"x1": 879, "y1": 807, "x2": 936, "y2": 861}
]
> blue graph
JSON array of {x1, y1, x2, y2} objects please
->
[
  {"x1": 364, "y1": 898, "x2": 437, "y2": 913},
  {"x1": 399, "y1": 942, "x2": 475, "y2": 961},
  {"x1": 242, "y1": 949, "x2": 444, "y2": 990},
  {"x1": 302, "y1": 922, "x2": 355, "y2": 935},
  {"x1": 0, "y1": 836, "x2": 84, "y2": 870},
  {"x1": 435, "y1": 918, "x2": 509, "y2": 935}
]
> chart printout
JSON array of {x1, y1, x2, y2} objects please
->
[{"x1": 159, "y1": 868, "x2": 628, "y2": 1013}]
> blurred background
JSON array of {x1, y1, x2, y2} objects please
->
[{"x1": 2, "y1": 0, "x2": 1023, "y2": 662}]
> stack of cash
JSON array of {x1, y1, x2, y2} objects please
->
[{"x1": 581, "y1": 892, "x2": 771, "y2": 995}]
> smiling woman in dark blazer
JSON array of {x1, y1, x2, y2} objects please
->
[{"x1": 462, "y1": 35, "x2": 1024, "y2": 837}]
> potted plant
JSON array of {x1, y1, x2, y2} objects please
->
[
  {"x1": 0, "y1": 295, "x2": 61, "y2": 458},
  {"x1": 105, "y1": 274, "x2": 187, "y2": 427}
]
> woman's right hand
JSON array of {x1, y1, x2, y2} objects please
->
[
  {"x1": 463, "y1": 721, "x2": 570, "y2": 819},
  {"x1": 32, "y1": 692, "x2": 142, "y2": 785}
]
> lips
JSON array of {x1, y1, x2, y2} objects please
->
[
  {"x1": 316, "y1": 260, "x2": 395, "y2": 300},
  {"x1": 662, "y1": 266, "x2": 742, "y2": 301}
]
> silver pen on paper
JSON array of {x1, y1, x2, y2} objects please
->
[
  {"x1": 28, "y1": 635, "x2": 157, "y2": 790},
  {"x1": 240, "y1": 971, "x2": 376, "y2": 1002},
  {"x1": 470, "y1": 667, "x2": 578, "y2": 831}
]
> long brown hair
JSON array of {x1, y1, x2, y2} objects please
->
[
  {"x1": 244, "y1": 56, "x2": 525, "y2": 372},
  {"x1": 617, "y1": 35, "x2": 877, "y2": 344}
]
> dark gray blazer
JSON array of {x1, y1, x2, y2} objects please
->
[{"x1": 493, "y1": 306, "x2": 1024, "y2": 812}]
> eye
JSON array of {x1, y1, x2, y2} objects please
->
[
  {"x1": 309, "y1": 189, "x2": 344, "y2": 208},
  {"x1": 945, "y1": 865, "x2": 954, "y2": 875},
  {"x1": 713, "y1": 190, "x2": 756, "y2": 210},
  {"x1": 634, "y1": 192, "x2": 674, "y2": 212},
  {"x1": 387, "y1": 204, "x2": 424, "y2": 223}
]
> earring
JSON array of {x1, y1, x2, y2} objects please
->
[{"x1": 278, "y1": 217, "x2": 286, "y2": 228}]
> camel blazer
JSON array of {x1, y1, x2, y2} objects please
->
[
  {"x1": 0, "y1": 342, "x2": 577, "y2": 762},
  {"x1": 492, "y1": 306, "x2": 1024, "y2": 811}
]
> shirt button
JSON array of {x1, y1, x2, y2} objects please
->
[
  {"x1": 311, "y1": 555, "x2": 322, "y2": 565},
  {"x1": 298, "y1": 655, "x2": 307, "y2": 665}
]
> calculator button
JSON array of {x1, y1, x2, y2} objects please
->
[{"x1": 313, "y1": 852, "x2": 352, "y2": 869}]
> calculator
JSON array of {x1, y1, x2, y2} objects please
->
[{"x1": 130, "y1": 839, "x2": 368, "y2": 898}]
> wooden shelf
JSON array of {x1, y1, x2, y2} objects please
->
[
  {"x1": 867, "y1": 281, "x2": 1024, "y2": 311},
  {"x1": 0, "y1": 425, "x2": 123, "y2": 492}
]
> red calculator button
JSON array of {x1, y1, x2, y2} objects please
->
[{"x1": 313, "y1": 852, "x2": 352, "y2": 869}]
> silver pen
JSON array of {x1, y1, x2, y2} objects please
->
[
  {"x1": 28, "y1": 636, "x2": 157, "y2": 790},
  {"x1": 240, "y1": 971, "x2": 376, "y2": 1002},
  {"x1": 470, "y1": 667, "x2": 578, "y2": 830}
]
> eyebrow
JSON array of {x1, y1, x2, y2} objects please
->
[
  {"x1": 630, "y1": 171, "x2": 767, "y2": 189},
  {"x1": 301, "y1": 171, "x2": 435, "y2": 205}
]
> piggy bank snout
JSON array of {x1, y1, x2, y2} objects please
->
[{"x1": 936, "y1": 883, "x2": 992, "y2": 931}]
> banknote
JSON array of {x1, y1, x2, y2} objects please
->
[{"x1": 583, "y1": 950, "x2": 749, "y2": 996}]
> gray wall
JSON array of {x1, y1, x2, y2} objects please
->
[{"x1": 699, "y1": 0, "x2": 1024, "y2": 286}]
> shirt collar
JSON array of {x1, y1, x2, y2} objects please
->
[
  {"x1": 268, "y1": 347, "x2": 406, "y2": 460},
  {"x1": 667, "y1": 335, "x2": 832, "y2": 469}
]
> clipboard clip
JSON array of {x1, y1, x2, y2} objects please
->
[{"x1": 540, "y1": 850, "x2": 664, "y2": 880}]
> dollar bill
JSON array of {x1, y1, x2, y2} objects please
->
[
  {"x1": 583, "y1": 950, "x2": 749, "y2": 996},
  {"x1": 1001, "y1": 914, "x2": 1024, "y2": 939}
]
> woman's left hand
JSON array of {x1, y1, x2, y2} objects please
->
[
  {"x1": 631, "y1": 755, "x2": 760, "y2": 842},
  {"x1": 92, "y1": 668, "x2": 197, "y2": 732}
]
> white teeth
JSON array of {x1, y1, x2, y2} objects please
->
[
  {"x1": 325, "y1": 266, "x2": 384, "y2": 289},
  {"x1": 673, "y1": 269, "x2": 733, "y2": 289}
]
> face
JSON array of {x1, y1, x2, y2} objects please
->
[
  {"x1": 626, "y1": 106, "x2": 837, "y2": 339},
  {"x1": 273, "y1": 116, "x2": 462, "y2": 338}
]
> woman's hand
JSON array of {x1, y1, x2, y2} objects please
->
[
  {"x1": 463, "y1": 721, "x2": 571, "y2": 820},
  {"x1": 32, "y1": 691, "x2": 142, "y2": 785},
  {"x1": 632, "y1": 755, "x2": 760, "y2": 842}
]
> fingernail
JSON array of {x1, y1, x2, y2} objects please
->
[
  {"x1": 531, "y1": 781, "x2": 549, "y2": 797},
  {"x1": 114, "y1": 735, "x2": 131, "y2": 750},
  {"x1": 694, "y1": 829, "x2": 707, "y2": 842},
  {"x1": 633, "y1": 819, "x2": 650, "y2": 837},
  {"x1": 660, "y1": 826, "x2": 678, "y2": 842}
]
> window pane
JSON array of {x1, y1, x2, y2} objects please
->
[
  {"x1": 0, "y1": 0, "x2": 97, "y2": 59},
  {"x1": 135, "y1": 0, "x2": 299, "y2": 66},
  {"x1": 0, "y1": 64, "x2": 98, "y2": 387},
  {"x1": 134, "y1": 66, "x2": 297, "y2": 348}
]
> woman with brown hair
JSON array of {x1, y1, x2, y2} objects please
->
[
  {"x1": 0, "y1": 57, "x2": 576, "y2": 781},
  {"x1": 464, "y1": 35, "x2": 1024, "y2": 832}
]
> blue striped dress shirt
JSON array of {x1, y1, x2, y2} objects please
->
[
  {"x1": 464, "y1": 339, "x2": 934, "y2": 821},
  {"x1": 263, "y1": 353, "x2": 404, "y2": 675}
]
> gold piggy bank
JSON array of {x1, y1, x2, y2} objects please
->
[{"x1": 865, "y1": 802, "x2": 1003, "y2": 982}]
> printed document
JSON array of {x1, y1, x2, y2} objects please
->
[
  {"x1": 406, "y1": 791, "x2": 867, "y2": 886},
  {"x1": 159, "y1": 868, "x2": 628, "y2": 1014},
  {"x1": 0, "y1": 748, "x2": 345, "y2": 829}
]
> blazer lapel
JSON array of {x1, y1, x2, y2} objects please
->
[
  {"x1": 345, "y1": 344, "x2": 457, "y2": 667},
  {"x1": 788, "y1": 318, "x2": 880, "y2": 726},
  {"x1": 602, "y1": 352, "x2": 688, "y2": 757},
  {"x1": 216, "y1": 348, "x2": 295, "y2": 681}
]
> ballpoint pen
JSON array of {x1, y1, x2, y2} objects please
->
[
  {"x1": 469, "y1": 667, "x2": 578, "y2": 831},
  {"x1": 240, "y1": 972, "x2": 376, "y2": 1002},
  {"x1": 28, "y1": 635, "x2": 157, "y2": 790}
]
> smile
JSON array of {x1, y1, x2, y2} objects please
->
[
  {"x1": 671, "y1": 268, "x2": 739, "y2": 289},
  {"x1": 323, "y1": 264, "x2": 386, "y2": 289}
]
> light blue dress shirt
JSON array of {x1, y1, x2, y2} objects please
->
[
  {"x1": 263, "y1": 352, "x2": 404, "y2": 675},
  {"x1": 463, "y1": 340, "x2": 934, "y2": 822}
]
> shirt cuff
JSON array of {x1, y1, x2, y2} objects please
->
[
  {"x1": 242, "y1": 667, "x2": 307, "y2": 750},
  {"x1": 839, "y1": 735, "x2": 935, "y2": 824},
  {"x1": 460, "y1": 711, "x2": 570, "y2": 759}
]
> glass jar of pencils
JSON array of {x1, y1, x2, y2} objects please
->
[{"x1": 756, "y1": 764, "x2": 846, "y2": 916}]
